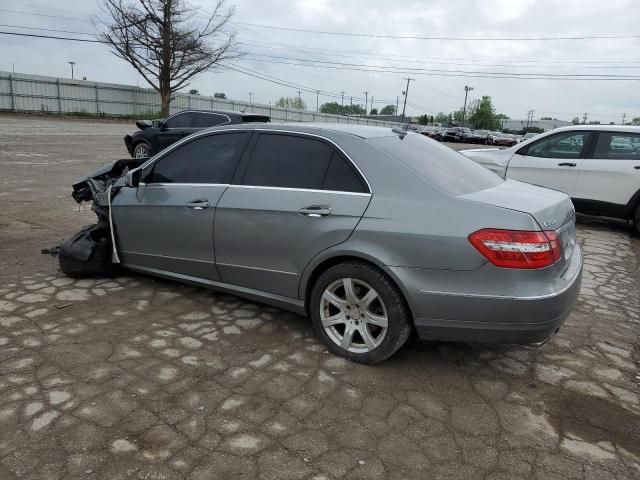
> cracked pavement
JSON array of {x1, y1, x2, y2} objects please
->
[{"x1": 1, "y1": 115, "x2": 639, "y2": 479}]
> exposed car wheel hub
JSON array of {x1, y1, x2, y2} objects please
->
[
  {"x1": 134, "y1": 144, "x2": 149, "y2": 158},
  {"x1": 320, "y1": 278, "x2": 388, "y2": 354}
]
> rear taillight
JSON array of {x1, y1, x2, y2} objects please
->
[{"x1": 468, "y1": 228, "x2": 562, "y2": 269}]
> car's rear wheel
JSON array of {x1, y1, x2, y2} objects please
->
[
  {"x1": 309, "y1": 261, "x2": 411, "y2": 364},
  {"x1": 133, "y1": 142, "x2": 152, "y2": 158}
]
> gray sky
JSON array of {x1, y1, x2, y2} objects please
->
[{"x1": 1, "y1": 0, "x2": 639, "y2": 122}]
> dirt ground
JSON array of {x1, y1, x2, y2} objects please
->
[{"x1": 0, "y1": 114, "x2": 639, "y2": 480}]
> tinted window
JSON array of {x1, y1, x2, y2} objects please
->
[
  {"x1": 193, "y1": 112, "x2": 228, "y2": 128},
  {"x1": 164, "y1": 112, "x2": 194, "y2": 128},
  {"x1": 323, "y1": 152, "x2": 367, "y2": 193},
  {"x1": 146, "y1": 133, "x2": 246, "y2": 184},
  {"x1": 370, "y1": 134, "x2": 502, "y2": 196},
  {"x1": 593, "y1": 132, "x2": 640, "y2": 160},
  {"x1": 526, "y1": 131, "x2": 590, "y2": 159},
  {"x1": 242, "y1": 134, "x2": 333, "y2": 189}
]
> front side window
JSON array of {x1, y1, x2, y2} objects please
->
[
  {"x1": 146, "y1": 133, "x2": 246, "y2": 184},
  {"x1": 593, "y1": 132, "x2": 640, "y2": 160},
  {"x1": 525, "y1": 131, "x2": 590, "y2": 159},
  {"x1": 241, "y1": 134, "x2": 333, "y2": 189},
  {"x1": 164, "y1": 112, "x2": 193, "y2": 129}
]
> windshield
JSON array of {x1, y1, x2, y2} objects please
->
[{"x1": 369, "y1": 134, "x2": 503, "y2": 196}]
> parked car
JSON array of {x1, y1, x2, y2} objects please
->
[
  {"x1": 124, "y1": 109, "x2": 270, "y2": 158},
  {"x1": 461, "y1": 125, "x2": 640, "y2": 233},
  {"x1": 442, "y1": 127, "x2": 472, "y2": 142},
  {"x1": 489, "y1": 132, "x2": 518, "y2": 147},
  {"x1": 417, "y1": 126, "x2": 441, "y2": 139},
  {"x1": 59, "y1": 124, "x2": 582, "y2": 364},
  {"x1": 523, "y1": 132, "x2": 539, "y2": 141},
  {"x1": 470, "y1": 129, "x2": 491, "y2": 144}
]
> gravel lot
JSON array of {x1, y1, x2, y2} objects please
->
[{"x1": 1, "y1": 114, "x2": 639, "y2": 480}]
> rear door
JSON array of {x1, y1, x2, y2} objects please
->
[
  {"x1": 573, "y1": 131, "x2": 640, "y2": 206},
  {"x1": 214, "y1": 132, "x2": 371, "y2": 299},
  {"x1": 506, "y1": 130, "x2": 593, "y2": 195},
  {"x1": 112, "y1": 131, "x2": 250, "y2": 280}
]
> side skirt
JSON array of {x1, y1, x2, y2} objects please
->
[{"x1": 124, "y1": 264, "x2": 307, "y2": 316}]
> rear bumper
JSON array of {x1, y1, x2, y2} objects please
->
[{"x1": 389, "y1": 244, "x2": 583, "y2": 344}]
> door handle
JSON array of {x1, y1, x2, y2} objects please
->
[
  {"x1": 557, "y1": 162, "x2": 577, "y2": 167},
  {"x1": 298, "y1": 205, "x2": 332, "y2": 217},
  {"x1": 185, "y1": 199, "x2": 210, "y2": 210}
]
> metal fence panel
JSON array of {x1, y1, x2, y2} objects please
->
[{"x1": 0, "y1": 71, "x2": 402, "y2": 128}]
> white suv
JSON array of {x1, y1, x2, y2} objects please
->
[{"x1": 461, "y1": 125, "x2": 640, "y2": 233}]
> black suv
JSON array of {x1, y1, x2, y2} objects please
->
[
  {"x1": 124, "y1": 109, "x2": 270, "y2": 158},
  {"x1": 441, "y1": 127, "x2": 472, "y2": 143}
]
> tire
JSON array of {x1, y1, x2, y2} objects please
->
[
  {"x1": 309, "y1": 261, "x2": 412, "y2": 364},
  {"x1": 132, "y1": 142, "x2": 152, "y2": 159},
  {"x1": 58, "y1": 238, "x2": 118, "y2": 278},
  {"x1": 634, "y1": 204, "x2": 640, "y2": 235}
]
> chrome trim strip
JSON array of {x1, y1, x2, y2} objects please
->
[
  {"x1": 139, "y1": 182, "x2": 230, "y2": 187},
  {"x1": 135, "y1": 127, "x2": 373, "y2": 194},
  {"x1": 120, "y1": 250, "x2": 215, "y2": 264},
  {"x1": 228, "y1": 185, "x2": 371, "y2": 197},
  {"x1": 216, "y1": 262, "x2": 298, "y2": 276}
]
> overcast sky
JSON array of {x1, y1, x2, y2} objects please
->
[{"x1": 1, "y1": 0, "x2": 639, "y2": 122}]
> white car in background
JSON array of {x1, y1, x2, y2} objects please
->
[{"x1": 461, "y1": 125, "x2": 640, "y2": 233}]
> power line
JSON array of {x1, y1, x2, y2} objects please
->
[
  {"x1": 0, "y1": 31, "x2": 101, "y2": 42},
  {"x1": 0, "y1": 24, "x2": 95, "y2": 36},
  {"x1": 234, "y1": 21, "x2": 640, "y2": 42},
  {"x1": 0, "y1": 8, "x2": 91, "y2": 22}
]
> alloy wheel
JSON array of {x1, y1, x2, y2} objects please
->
[
  {"x1": 320, "y1": 277, "x2": 388, "y2": 353},
  {"x1": 134, "y1": 144, "x2": 149, "y2": 158}
]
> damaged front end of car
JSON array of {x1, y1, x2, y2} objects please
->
[{"x1": 44, "y1": 158, "x2": 145, "y2": 277}]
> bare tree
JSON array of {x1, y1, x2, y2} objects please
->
[{"x1": 95, "y1": 0, "x2": 238, "y2": 116}]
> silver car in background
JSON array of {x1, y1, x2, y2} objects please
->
[{"x1": 61, "y1": 123, "x2": 582, "y2": 364}]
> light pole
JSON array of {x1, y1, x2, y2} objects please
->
[
  {"x1": 68, "y1": 61, "x2": 76, "y2": 79},
  {"x1": 340, "y1": 91, "x2": 345, "y2": 113},
  {"x1": 316, "y1": 90, "x2": 320, "y2": 112},
  {"x1": 401, "y1": 78, "x2": 414, "y2": 121},
  {"x1": 249, "y1": 92, "x2": 253, "y2": 105},
  {"x1": 462, "y1": 85, "x2": 473, "y2": 127},
  {"x1": 363, "y1": 91, "x2": 368, "y2": 115}
]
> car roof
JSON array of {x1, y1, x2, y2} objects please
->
[
  {"x1": 207, "y1": 122, "x2": 399, "y2": 139},
  {"x1": 548, "y1": 124, "x2": 640, "y2": 133}
]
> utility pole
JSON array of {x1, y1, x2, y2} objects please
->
[
  {"x1": 316, "y1": 90, "x2": 320, "y2": 112},
  {"x1": 401, "y1": 77, "x2": 414, "y2": 121},
  {"x1": 248, "y1": 92, "x2": 253, "y2": 104},
  {"x1": 461, "y1": 85, "x2": 474, "y2": 127},
  {"x1": 68, "y1": 61, "x2": 76, "y2": 79},
  {"x1": 525, "y1": 109, "x2": 535, "y2": 130},
  {"x1": 621, "y1": 113, "x2": 627, "y2": 125},
  {"x1": 370, "y1": 96, "x2": 374, "y2": 114},
  {"x1": 583, "y1": 112, "x2": 588, "y2": 124},
  {"x1": 340, "y1": 91, "x2": 345, "y2": 112},
  {"x1": 350, "y1": 96, "x2": 353, "y2": 115},
  {"x1": 363, "y1": 91, "x2": 368, "y2": 115},
  {"x1": 396, "y1": 96, "x2": 399, "y2": 116}
]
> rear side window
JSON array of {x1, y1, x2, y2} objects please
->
[
  {"x1": 193, "y1": 112, "x2": 229, "y2": 128},
  {"x1": 593, "y1": 132, "x2": 640, "y2": 160},
  {"x1": 370, "y1": 134, "x2": 502, "y2": 196},
  {"x1": 146, "y1": 133, "x2": 246, "y2": 184},
  {"x1": 164, "y1": 112, "x2": 193, "y2": 128},
  {"x1": 242, "y1": 134, "x2": 333, "y2": 189},
  {"x1": 525, "y1": 131, "x2": 590, "y2": 159},
  {"x1": 323, "y1": 152, "x2": 367, "y2": 193}
]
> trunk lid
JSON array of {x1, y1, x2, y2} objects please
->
[{"x1": 460, "y1": 179, "x2": 576, "y2": 268}]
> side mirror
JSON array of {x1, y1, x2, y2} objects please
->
[{"x1": 125, "y1": 169, "x2": 141, "y2": 188}]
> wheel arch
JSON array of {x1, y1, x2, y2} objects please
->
[{"x1": 299, "y1": 249, "x2": 416, "y2": 321}]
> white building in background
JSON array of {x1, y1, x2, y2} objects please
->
[{"x1": 501, "y1": 118, "x2": 573, "y2": 131}]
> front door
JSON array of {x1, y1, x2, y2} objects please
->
[
  {"x1": 214, "y1": 132, "x2": 371, "y2": 299},
  {"x1": 155, "y1": 111, "x2": 199, "y2": 151},
  {"x1": 574, "y1": 131, "x2": 640, "y2": 206},
  {"x1": 507, "y1": 131, "x2": 593, "y2": 195},
  {"x1": 112, "y1": 131, "x2": 250, "y2": 280}
]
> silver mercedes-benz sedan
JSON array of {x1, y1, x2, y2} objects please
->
[{"x1": 60, "y1": 123, "x2": 582, "y2": 364}]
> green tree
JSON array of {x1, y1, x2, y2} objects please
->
[
  {"x1": 380, "y1": 104, "x2": 396, "y2": 115},
  {"x1": 370, "y1": 108, "x2": 378, "y2": 115},
  {"x1": 467, "y1": 96, "x2": 507, "y2": 130},
  {"x1": 540, "y1": 116, "x2": 552, "y2": 120},
  {"x1": 417, "y1": 114, "x2": 430, "y2": 125},
  {"x1": 319, "y1": 102, "x2": 343, "y2": 114},
  {"x1": 344, "y1": 104, "x2": 365, "y2": 115},
  {"x1": 452, "y1": 107, "x2": 465, "y2": 124},
  {"x1": 632, "y1": 116, "x2": 640, "y2": 126},
  {"x1": 572, "y1": 117, "x2": 580, "y2": 125},
  {"x1": 275, "y1": 97, "x2": 307, "y2": 110},
  {"x1": 434, "y1": 112, "x2": 449, "y2": 125},
  {"x1": 189, "y1": 89, "x2": 200, "y2": 95},
  {"x1": 214, "y1": 92, "x2": 226, "y2": 99}
]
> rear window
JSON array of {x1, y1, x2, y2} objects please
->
[{"x1": 370, "y1": 134, "x2": 503, "y2": 196}]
